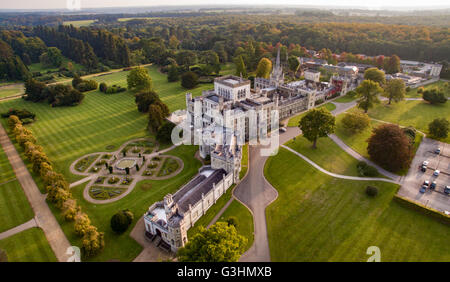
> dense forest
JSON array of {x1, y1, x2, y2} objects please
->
[{"x1": 0, "y1": 10, "x2": 449, "y2": 82}]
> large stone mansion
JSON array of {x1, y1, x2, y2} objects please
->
[{"x1": 143, "y1": 48, "x2": 358, "y2": 252}]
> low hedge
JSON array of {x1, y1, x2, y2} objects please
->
[{"x1": 393, "y1": 195, "x2": 450, "y2": 225}]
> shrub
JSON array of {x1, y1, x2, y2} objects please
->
[
  {"x1": 366, "y1": 186, "x2": 378, "y2": 197},
  {"x1": 61, "y1": 199, "x2": 78, "y2": 221},
  {"x1": 422, "y1": 88, "x2": 447, "y2": 104},
  {"x1": 74, "y1": 212, "x2": 91, "y2": 237},
  {"x1": 75, "y1": 80, "x2": 98, "y2": 92},
  {"x1": 341, "y1": 112, "x2": 370, "y2": 134},
  {"x1": 428, "y1": 118, "x2": 449, "y2": 139},
  {"x1": 226, "y1": 216, "x2": 238, "y2": 228},
  {"x1": 181, "y1": 71, "x2": 199, "y2": 89},
  {"x1": 315, "y1": 99, "x2": 324, "y2": 105},
  {"x1": 99, "y1": 82, "x2": 108, "y2": 93},
  {"x1": 110, "y1": 210, "x2": 134, "y2": 234},
  {"x1": 81, "y1": 225, "x2": 105, "y2": 257},
  {"x1": 357, "y1": 161, "x2": 379, "y2": 177},
  {"x1": 1, "y1": 108, "x2": 36, "y2": 121},
  {"x1": 402, "y1": 126, "x2": 416, "y2": 143}
]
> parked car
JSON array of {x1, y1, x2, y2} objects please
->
[
  {"x1": 435, "y1": 148, "x2": 441, "y2": 154},
  {"x1": 279, "y1": 127, "x2": 287, "y2": 133},
  {"x1": 430, "y1": 181, "x2": 437, "y2": 189},
  {"x1": 433, "y1": 170, "x2": 440, "y2": 176},
  {"x1": 420, "y1": 185, "x2": 427, "y2": 193},
  {"x1": 422, "y1": 161, "x2": 429, "y2": 166},
  {"x1": 423, "y1": 180, "x2": 430, "y2": 186},
  {"x1": 420, "y1": 165, "x2": 426, "y2": 172},
  {"x1": 444, "y1": 186, "x2": 450, "y2": 195}
]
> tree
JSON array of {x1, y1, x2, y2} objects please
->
[
  {"x1": 288, "y1": 55, "x2": 300, "y2": 73},
  {"x1": 341, "y1": 112, "x2": 370, "y2": 133},
  {"x1": 81, "y1": 225, "x2": 105, "y2": 258},
  {"x1": 384, "y1": 78, "x2": 405, "y2": 104},
  {"x1": 74, "y1": 212, "x2": 91, "y2": 237},
  {"x1": 110, "y1": 209, "x2": 134, "y2": 234},
  {"x1": 355, "y1": 80, "x2": 383, "y2": 113},
  {"x1": 428, "y1": 118, "x2": 449, "y2": 139},
  {"x1": 181, "y1": 71, "x2": 198, "y2": 89},
  {"x1": 366, "y1": 186, "x2": 378, "y2": 197},
  {"x1": 156, "y1": 121, "x2": 176, "y2": 144},
  {"x1": 385, "y1": 55, "x2": 401, "y2": 74},
  {"x1": 39, "y1": 47, "x2": 63, "y2": 68},
  {"x1": 135, "y1": 90, "x2": 160, "y2": 113},
  {"x1": 234, "y1": 55, "x2": 247, "y2": 78},
  {"x1": 24, "y1": 78, "x2": 46, "y2": 102},
  {"x1": 148, "y1": 104, "x2": 165, "y2": 132},
  {"x1": 255, "y1": 57, "x2": 272, "y2": 79},
  {"x1": 299, "y1": 108, "x2": 335, "y2": 149},
  {"x1": 422, "y1": 88, "x2": 447, "y2": 104},
  {"x1": 127, "y1": 67, "x2": 152, "y2": 92},
  {"x1": 72, "y1": 74, "x2": 83, "y2": 88},
  {"x1": 167, "y1": 63, "x2": 179, "y2": 82},
  {"x1": 364, "y1": 68, "x2": 386, "y2": 86},
  {"x1": 177, "y1": 222, "x2": 247, "y2": 262},
  {"x1": 367, "y1": 124, "x2": 413, "y2": 172}
]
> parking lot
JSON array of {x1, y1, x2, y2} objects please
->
[{"x1": 399, "y1": 138, "x2": 450, "y2": 213}]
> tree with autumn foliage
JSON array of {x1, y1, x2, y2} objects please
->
[{"x1": 367, "y1": 124, "x2": 413, "y2": 172}]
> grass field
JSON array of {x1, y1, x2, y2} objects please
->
[
  {"x1": 368, "y1": 100, "x2": 450, "y2": 143},
  {"x1": 239, "y1": 144, "x2": 248, "y2": 179},
  {"x1": 0, "y1": 227, "x2": 57, "y2": 262},
  {"x1": 334, "y1": 94, "x2": 356, "y2": 103},
  {"x1": 287, "y1": 102, "x2": 336, "y2": 127},
  {"x1": 335, "y1": 110, "x2": 424, "y2": 174},
  {"x1": 264, "y1": 147, "x2": 450, "y2": 261},
  {"x1": 63, "y1": 20, "x2": 97, "y2": 27},
  {"x1": 406, "y1": 80, "x2": 448, "y2": 98},
  {"x1": 285, "y1": 135, "x2": 382, "y2": 177},
  {"x1": 0, "y1": 84, "x2": 24, "y2": 99},
  {"x1": 51, "y1": 145, "x2": 201, "y2": 262},
  {"x1": 0, "y1": 147, "x2": 34, "y2": 233},
  {"x1": 218, "y1": 199, "x2": 254, "y2": 251}
]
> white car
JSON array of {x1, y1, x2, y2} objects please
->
[
  {"x1": 423, "y1": 180, "x2": 430, "y2": 186},
  {"x1": 433, "y1": 170, "x2": 440, "y2": 176},
  {"x1": 422, "y1": 161, "x2": 429, "y2": 166}
]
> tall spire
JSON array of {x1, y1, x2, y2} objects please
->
[{"x1": 276, "y1": 45, "x2": 281, "y2": 70}]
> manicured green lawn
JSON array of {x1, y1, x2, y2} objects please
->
[
  {"x1": 0, "y1": 84, "x2": 24, "y2": 99},
  {"x1": 264, "y1": 147, "x2": 450, "y2": 262},
  {"x1": 0, "y1": 227, "x2": 57, "y2": 262},
  {"x1": 285, "y1": 135, "x2": 381, "y2": 177},
  {"x1": 287, "y1": 102, "x2": 336, "y2": 127},
  {"x1": 335, "y1": 113, "x2": 382, "y2": 159},
  {"x1": 0, "y1": 146, "x2": 35, "y2": 233},
  {"x1": 0, "y1": 91, "x2": 149, "y2": 183},
  {"x1": 50, "y1": 145, "x2": 202, "y2": 262},
  {"x1": 239, "y1": 144, "x2": 248, "y2": 179},
  {"x1": 406, "y1": 80, "x2": 448, "y2": 98},
  {"x1": 0, "y1": 180, "x2": 34, "y2": 233},
  {"x1": 368, "y1": 100, "x2": 450, "y2": 143},
  {"x1": 334, "y1": 94, "x2": 356, "y2": 103},
  {"x1": 218, "y1": 199, "x2": 254, "y2": 252}
]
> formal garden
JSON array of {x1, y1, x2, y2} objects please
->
[{"x1": 70, "y1": 138, "x2": 184, "y2": 203}]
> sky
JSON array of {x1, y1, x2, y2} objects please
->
[{"x1": 0, "y1": 0, "x2": 449, "y2": 10}]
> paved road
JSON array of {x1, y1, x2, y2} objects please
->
[
  {"x1": 233, "y1": 127, "x2": 300, "y2": 262},
  {"x1": 0, "y1": 124, "x2": 71, "y2": 262},
  {"x1": 0, "y1": 218, "x2": 37, "y2": 240}
]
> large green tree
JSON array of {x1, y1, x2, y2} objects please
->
[
  {"x1": 355, "y1": 80, "x2": 383, "y2": 113},
  {"x1": 255, "y1": 57, "x2": 272, "y2": 79},
  {"x1": 127, "y1": 67, "x2": 152, "y2": 92},
  {"x1": 428, "y1": 118, "x2": 449, "y2": 139},
  {"x1": 299, "y1": 108, "x2": 335, "y2": 149},
  {"x1": 364, "y1": 68, "x2": 386, "y2": 86},
  {"x1": 234, "y1": 55, "x2": 247, "y2": 78},
  {"x1": 288, "y1": 55, "x2": 300, "y2": 73},
  {"x1": 385, "y1": 55, "x2": 401, "y2": 74},
  {"x1": 181, "y1": 71, "x2": 199, "y2": 89},
  {"x1": 177, "y1": 222, "x2": 247, "y2": 262},
  {"x1": 39, "y1": 47, "x2": 63, "y2": 68},
  {"x1": 383, "y1": 78, "x2": 406, "y2": 104}
]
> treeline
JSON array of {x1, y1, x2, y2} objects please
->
[
  {"x1": 0, "y1": 39, "x2": 30, "y2": 81},
  {"x1": 24, "y1": 78, "x2": 85, "y2": 107},
  {"x1": 32, "y1": 25, "x2": 131, "y2": 69},
  {"x1": 8, "y1": 115, "x2": 104, "y2": 258}
]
